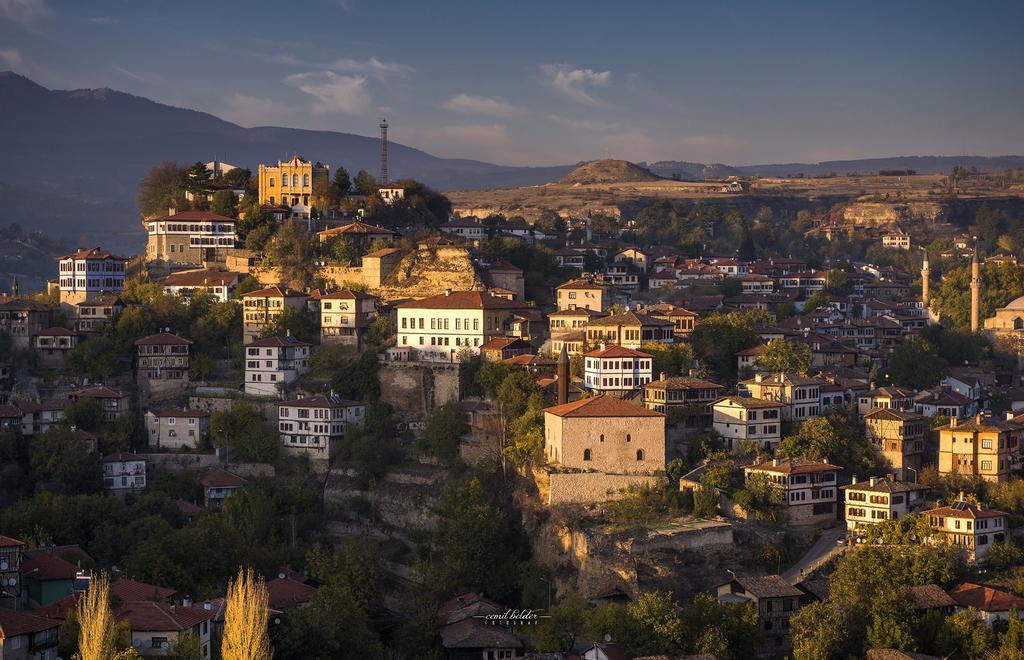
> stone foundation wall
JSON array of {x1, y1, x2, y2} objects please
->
[
  {"x1": 378, "y1": 362, "x2": 462, "y2": 420},
  {"x1": 547, "y1": 472, "x2": 664, "y2": 505}
]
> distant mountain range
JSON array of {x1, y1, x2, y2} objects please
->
[{"x1": 1, "y1": 71, "x2": 1023, "y2": 253}]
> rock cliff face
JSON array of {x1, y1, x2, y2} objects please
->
[
  {"x1": 374, "y1": 243, "x2": 483, "y2": 302},
  {"x1": 840, "y1": 201, "x2": 945, "y2": 227}
]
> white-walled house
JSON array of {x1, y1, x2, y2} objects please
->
[
  {"x1": 583, "y1": 346, "x2": 653, "y2": 393},
  {"x1": 743, "y1": 458, "x2": 841, "y2": 526},
  {"x1": 145, "y1": 408, "x2": 211, "y2": 450},
  {"x1": 841, "y1": 476, "x2": 930, "y2": 532},
  {"x1": 712, "y1": 396, "x2": 784, "y2": 451},
  {"x1": 278, "y1": 394, "x2": 367, "y2": 459},
  {"x1": 395, "y1": 290, "x2": 527, "y2": 361},
  {"x1": 244, "y1": 335, "x2": 311, "y2": 396},
  {"x1": 102, "y1": 453, "x2": 147, "y2": 493}
]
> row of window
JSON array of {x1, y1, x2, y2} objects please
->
[
  {"x1": 585, "y1": 359, "x2": 653, "y2": 371},
  {"x1": 267, "y1": 174, "x2": 310, "y2": 188}
]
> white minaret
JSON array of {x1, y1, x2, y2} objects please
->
[
  {"x1": 970, "y1": 245, "x2": 980, "y2": 333},
  {"x1": 921, "y1": 250, "x2": 930, "y2": 307}
]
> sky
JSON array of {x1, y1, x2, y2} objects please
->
[{"x1": 2, "y1": 0, "x2": 1024, "y2": 167}]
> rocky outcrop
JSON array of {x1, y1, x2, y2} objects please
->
[
  {"x1": 374, "y1": 243, "x2": 483, "y2": 302},
  {"x1": 840, "y1": 201, "x2": 945, "y2": 227}
]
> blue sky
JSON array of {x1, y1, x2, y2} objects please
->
[{"x1": 2, "y1": 0, "x2": 1023, "y2": 166}]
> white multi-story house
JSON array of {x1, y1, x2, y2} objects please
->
[
  {"x1": 741, "y1": 372, "x2": 823, "y2": 426},
  {"x1": 240, "y1": 286, "x2": 309, "y2": 344},
  {"x1": 162, "y1": 269, "x2": 240, "y2": 303},
  {"x1": 712, "y1": 396, "x2": 784, "y2": 451},
  {"x1": 144, "y1": 408, "x2": 211, "y2": 450},
  {"x1": 395, "y1": 290, "x2": 527, "y2": 361},
  {"x1": 145, "y1": 209, "x2": 238, "y2": 266},
  {"x1": 320, "y1": 290, "x2": 378, "y2": 347},
  {"x1": 583, "y1": 346, "x2": 653, "y2": 393},
  {"x1": 244, "y1": 335, "x2": 311, "y2": 396},
  {"x1": 841, "y1": 476, "x2": 930, "y2": 532},
  {"x1": 278, "y1": 393, "x2": 367, "y2": 459},
  {"x1": 57, "y1": 247, "x2": 127, "y2": 306},
  {"x1": 102, "y1": 453, "x2": 147, "y2": 492},
  {"x1": 924, "y1": 499, "x2": 1009, "y2": 562},
  {"x1": 743, "y1": 458, "x2": 840, "y2": 526}
]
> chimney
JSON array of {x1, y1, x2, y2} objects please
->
[
  {"x1": 869, "y1": 477, "x2": 878, "y2": 486},
  {"x1": 168, "y1": 207, "x2": 176, "y2": 217},
  {"x1": 1008, "y1": 411, "x2": 1016, "y2": 421},
  {"x1": 976, "y1": 413, "x2": 983, "y2": 424},
  {"x1": 182, "y1": 595, "x2": 192, "y2": 608},
  {"x1": 851, "y1": 475, "x2": 858, "y2": 484},
  {"x1": 950, "y1": 415, "x2": 957, "y2": 428},
  {"x1": 660, "y1": 372, "x2": 667, "y2": 381},
  {"x1": 204, "y1": 600, "x2": 212, "y2": 611},
  {"x1": 755, "y1": 373, "x2": 763, "y2": 383},
  {"x1": 772, "y1": 458, "x2": 780, "y2": 467},
  {"x1": 445, "y1": 288, "x2": 452, "y2": 296}
]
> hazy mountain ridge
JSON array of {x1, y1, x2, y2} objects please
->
[{"x1": 1, "y1": 71, "x2": 1022, "y2": 252}]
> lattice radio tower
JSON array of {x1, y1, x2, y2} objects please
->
[{"x1": 379, "y1": 118, "x2": 389, "y2": 185}]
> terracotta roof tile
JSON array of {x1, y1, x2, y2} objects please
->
[{"x1": 544, "y1": 395, "x2": 663, "y2": 418}]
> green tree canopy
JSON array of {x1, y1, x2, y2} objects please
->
[{"x1": 756, "y1": 339, "x2": 812, "y2": 374}]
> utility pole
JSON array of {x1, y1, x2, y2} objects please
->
[{"x1": 379, "y1": 118, "x2": 389, "y2": 185}]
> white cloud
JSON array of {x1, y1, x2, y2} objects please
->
[
  {"x1": 442, "y1": 93, "x2": 526, "y2": 118},
  {"x1": 0, "y1": 0, "x2": 50, "y2": 25},
  {"x1": 284, "y1": 71, "x2": 372, "y2": 115},
  {"x1": 327, "y1": 57, "x2": 413, "y2": 79},
  {"x1": 540, "y1": 63, "x2": 611, "y2": 105},
  {"x1": 0, "y1": 48, "x2": 26, "y2": 73},
  {"x1": 112, "y1": 65, "x2": 149, "y2": 83}
]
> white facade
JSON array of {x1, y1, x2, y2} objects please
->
[
  {"x1": 57, "y1": 248, "x2": 127, "y2": 304},
  {"x1": 244, "y1": 336, "x2": 311, "y2": 396},
  {"x1": 712, "y1": 396, "x2": 783, "y2": 450},
  {"x1": 583, "y1": 347, "x2": 653, "y2": 392},
  {"x1": 145, "y1": 409, "x2": 211, "y2": 450},
  {"x1": 379, "y1": 186, "x2": 406, "y2": 204},
  {"x1": 842, "y1": 477, "x2": 930, "y2": 531},
  {"x1": 925, "y1": 500, "x2": 1009, "y2": 561},
  {"x1": 396, "y1": 291, "x2": 523, "y2": 360},
  {"x1": 320, "y1": 291, "x2": 377, "y2": 344},
  {"x1": 102, "y1": 454, "x2": 147, "y2": 492},
  {"x1": 744, "y1": 458, "x2": 840, "y2": 523},
  {"x1": 278, "y1": 394, "x2": 367, "y2": 459}
]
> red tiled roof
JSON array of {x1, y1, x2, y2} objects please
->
[
  {"x1": 118, "y1": 601, "x2": 214, "y2": 632},
  {"x1": 155, "y1": 210, "x2": 236, "y2": 223},
  {"x1": 924, "y1": 501, "x2": 1007, "y2": 520},
  {"x1": 318, "y1": 222, "x2": 397, "y2": 237},
  {"x1": 949, "y1": 582, "x2": 1024, "y2": 612},
  {"x1": 745, "y1": 457, "x2": 842, "y2": 474},
  {"x1": 644, "y1": 376, "x2": 723, "y2": 391},
  {"x1": 37, "y1": 327, "x2": 75, "y2": 336},
  {"x1": 279, "y1": 394, "x2": 365, "y2": 409},
  {"x1": 240, "y1": 286, "x2": 307, "y2": 299},
  {"x1": 396, "y1": 290, "x2": 525, "y2": 310},
  {"x1": 0, "y1": 535, "x2": 23, "y2": 548},
  {"x1": 544, "y1": 395, "x2": 664, "y2": 418},
  {"x1": 714, "y1": 395, "x2": 784, "y2": 410},
  {"x1": 583, "y1": 346, "x2": 653, "y2": 358},
  {"x1": 0, "y1": 607, "x2": 60, "y2": 637},
  {"x1": 135, "y1": 333, "x2": 192, "y2": 346},
  {"x1": 199, "y1": 469, "x2": 247, "y2": 489},
  {"x1": 163, "y1": 269, "x2": 239, "y2": 287},
  {"x1": 72, "y1": 385, "x2": 126, "y2": 399},
  {"x1": 265, "y1": 577, "x2": 317, "y2": 609},
  {"x1": 319, "y1": 289, "x2": 375, "y2": 300},
  {"x1": 21, "y1": 553, "x2": 78, "y2": 581},
  {"x1": 111, "y1": 578, "x2": 177, "y2": 603},
  {"x1": 59, "y1": 247, "x2": 125, "y2": 261},
  {"x1": 244, "y1": 335, "x2": 312, "y2": 348},
  {"x1": 147, "y1": 408, "x2": 209, "y2": 418}
]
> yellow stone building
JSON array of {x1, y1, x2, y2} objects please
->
[{"x1": 258, "y1": 155, "x2": 329, "y2": 219}]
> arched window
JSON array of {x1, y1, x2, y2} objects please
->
[
  {"x1": 599, "y1": 434, "x2": 604, "y2": 443},
  {"x1": 292, "y1": 174, "x2": 299, "y2": 187},
  {"x1": 583, "y1": 449, "x2": 591, "y2": 461},
  {"x1": 303, "y1": 174, "x2": 310, "y2": 187},
  {"x1": 269, "y1": 177, "x2": 276, "y2": 187},
  {"x1": 281, "y1": 176, "x2": 288, "y2": 188},
  {"x1": 636, "y1": 449, "x2": 644, "y2": 461},
  {"x1": 626, "y1": 433, "x2": 632, "y2": 443}
]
